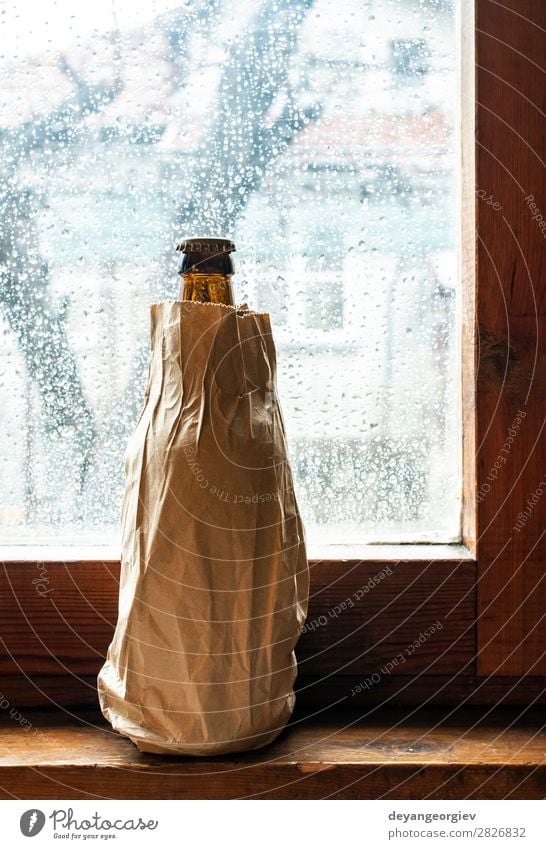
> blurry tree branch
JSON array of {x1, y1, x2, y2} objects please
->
[
  {"x1": 0, "y1": 58, "x2": 123, "y2": 490},
  {"x1": 177, "y1": 0, "x2": 321, "y2": 234},
  {"x1": 124, "y1": 0, "x2": 319, "y2": 427},
  {"x1": 124, "y1": 0, "x2": 319, "y2": 434}
]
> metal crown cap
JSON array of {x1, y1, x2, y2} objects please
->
[{"x1": 176, "y1": 237, "x2": 236, "y2": 254}]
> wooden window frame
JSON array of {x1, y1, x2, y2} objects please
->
[{"x1": 1, "y1": 0, "x2": 545, "y2": 709}]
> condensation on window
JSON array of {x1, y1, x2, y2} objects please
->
[{"x1": 0, "y1": 0, "x2": 461, "y2": 545}]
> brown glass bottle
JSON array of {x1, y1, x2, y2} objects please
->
[{"x1": 176, "y1": 237, "x2": 236, "y2": 305}]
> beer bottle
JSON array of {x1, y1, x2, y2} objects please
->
[{"x1": 176, "y1": 237, "x2": 236, "y2": 305}]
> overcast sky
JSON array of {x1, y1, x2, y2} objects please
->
[{"x1": 1, "y1": 0, "x2": 184, "y2": 57}]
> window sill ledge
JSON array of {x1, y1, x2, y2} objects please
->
[{"x1": 1, "y1": 705, "x2": 543, "y2": 799}]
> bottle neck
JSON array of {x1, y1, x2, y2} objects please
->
[{"x1": 180, "y1": 272, "x2": 234, "y2": 305}]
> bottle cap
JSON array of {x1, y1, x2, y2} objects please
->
[{"x1": 176, "y1": 238, "x2": 236, "y2": 254}]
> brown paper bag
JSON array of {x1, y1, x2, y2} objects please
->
[{"x1": 97, "y1": 300, "x2": 309, "y2": 755}]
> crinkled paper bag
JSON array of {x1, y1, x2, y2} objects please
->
[{"x1": 97, "y1": 300, "x2": 309, "y2": 756}]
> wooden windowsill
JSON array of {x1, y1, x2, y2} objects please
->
[{"x1": 1, "y1": 705, "x2": 544, "y2": 799}]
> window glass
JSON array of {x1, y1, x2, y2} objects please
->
[{"x1": 0, "y1": 0, "x2": 461, "y2": 544}]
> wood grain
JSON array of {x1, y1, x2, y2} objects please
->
[
  {"x1": 3, "y1": 673, "x2": 545, "y2": 711},
  {"x1": 476, "y1": 0, "x2": 546, "y2": 674},
  {"x1": 296, "y1": 674, "x2": 546, "y2": 706},
  {"x1": 0, "y1": 557, "x2": 475, "y2": 706},
  {"x1": 0, "y1": 706, "x2": 544, "y2": 799}
]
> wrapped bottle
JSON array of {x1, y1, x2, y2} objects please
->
[{"x1": 97, "y1": 238, "x2": 309, "y2": 755}]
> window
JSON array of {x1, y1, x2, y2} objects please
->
[
  {"x1": 0, "y1": 0, "x2": 461, "y2": 546},
  {"x1": 2, "y1": 0, "x2": 546, "y2": 707}
]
